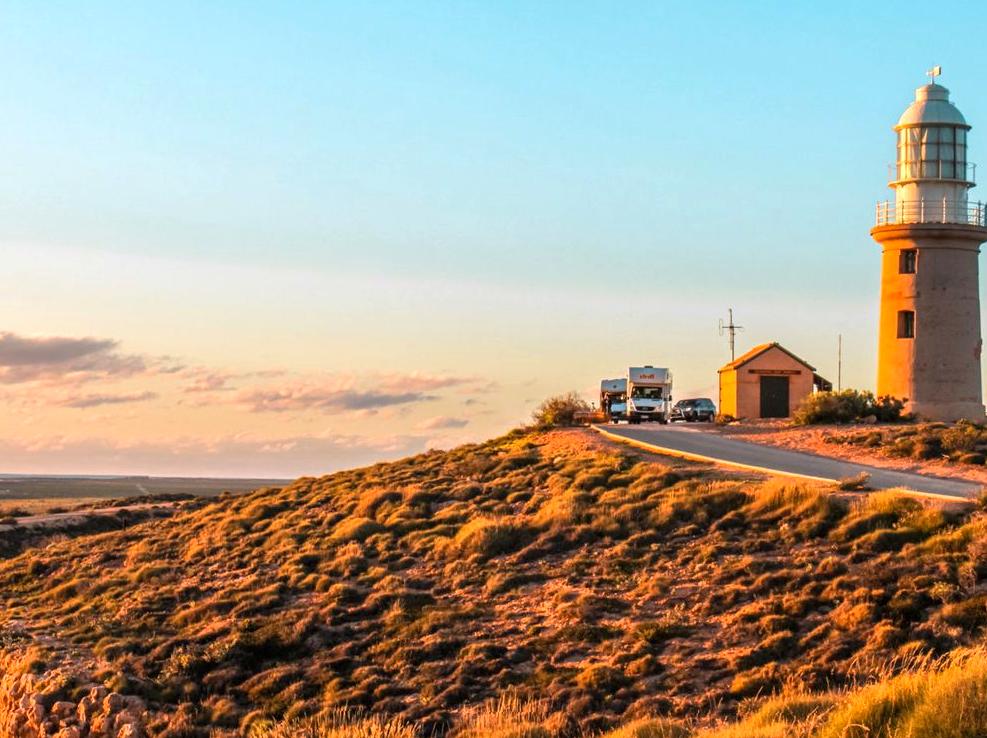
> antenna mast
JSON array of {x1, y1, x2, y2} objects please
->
[
  {"x1": 718, "y1": 308, "x2": 744, "y2": 362},
  {"x1": 837, "y1": 334, "x2": 843, "y2": 392}
]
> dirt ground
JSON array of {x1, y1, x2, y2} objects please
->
[{"x1": 708, "y1": 420, "x2": 987, "y2": 486}]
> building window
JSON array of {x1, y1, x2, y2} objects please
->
[
  {"x1": 899, "y1": 249, "x2": 917, "y2": 274},
  {"x1": 897, "y1": 310, "x2": 915, "y2": 339}
]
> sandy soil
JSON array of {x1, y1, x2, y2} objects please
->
[
  {"x1": 0, "y1": 501, "x2": 178, "y2": 532},
  {"x1": 708, "y1": 419, "x2": 987, "y2": 487},
  {"x1": 0, "y1": 497, "x2": 104, "y2": 516}
]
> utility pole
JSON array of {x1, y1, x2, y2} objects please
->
[
  {"x1": 719, "y1": 308, "x2": 744, "y2": 362},
  {"x1": 837, "y1": 334, "x2": 843, "y2": 392}
]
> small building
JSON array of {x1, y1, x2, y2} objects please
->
[{"x1": 718, "y1": 343, "x2": 832, "y2": 419}]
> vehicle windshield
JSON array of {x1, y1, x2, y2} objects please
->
[
  {"x1": 631, "y1": 386, "x2": 664, "y2": 400},
  {"x1": 676, "y1": 400, "x2": 696, "y2": 407}
]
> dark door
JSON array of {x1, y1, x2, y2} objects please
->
[{"x1": 759, "y1": 376, "x2": 789, "y2": 418}]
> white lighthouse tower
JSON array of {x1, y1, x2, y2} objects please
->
[{"x1": 871, "y1": 68, "x2": 987, "y2": 420}]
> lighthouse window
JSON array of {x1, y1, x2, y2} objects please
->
[
  {"x1": 897, "y1": 310, "x2": 915, "y2": 339},
  {"x1": 899, "y1": 250, "x2": 917, "y2": 274},
  {"x1": 897, "y1": 127, "x2": 969, "y2": 180}
]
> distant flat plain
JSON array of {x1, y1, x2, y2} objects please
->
[{"x1": 0, "y1": 475, "x2": 288, "y2": 515}]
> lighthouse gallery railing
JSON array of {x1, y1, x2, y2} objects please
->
[{"x1": 875, "y1": 199, "x2": 987, "y2": 227}]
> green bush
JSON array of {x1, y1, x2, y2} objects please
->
[
  {"x1": 532, "y1": 391, "x2": 592, "y2": 428},
  {"x1": 793, "y1": 390, "x2": 906, "y2": 425}
]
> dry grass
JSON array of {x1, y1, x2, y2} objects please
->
[
  {"x1": 251, "y1": 649, "x2": 987, "y2": 737},
  {"x1": 1, "y1": 428, "x2": 986, "y2": 736}
]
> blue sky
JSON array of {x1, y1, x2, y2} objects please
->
[{"x1": 1, "y1": 2, "x2": 986, "y2": 475}]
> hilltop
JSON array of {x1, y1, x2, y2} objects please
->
[{"x1": 1, "y1": 428, "x2": 986, "y2": 737}]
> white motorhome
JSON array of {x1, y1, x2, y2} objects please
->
[
  {"x1": 627, "y1": 366, "x2": 673, "y2": 424},
  {"x1": 599, "y1": 378, "x2": 627, "y2": 423}
]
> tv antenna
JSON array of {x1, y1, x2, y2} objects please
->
[{"x1": 719, "y1": 308, "x2": 744, "y2": 362}]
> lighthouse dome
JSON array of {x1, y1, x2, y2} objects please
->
[{"x1": 896, "y1": 83, "x2": 968, "y2": 129}]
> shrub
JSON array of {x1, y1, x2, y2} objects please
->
[
  {"x1": 330, "y1": 517, "x2": 383, "y2": 543},
  {"x1": 576, "y1": 664, "x2": 627, "y2": 690},
  {"x1": 635, "y1": 616, "x2": 693, "y2": 644},
  {"x1": 940, "y1": 421, "x2": 987, "y2": 454},
  {"x1": 448, "y1": 516, "x2": 532, "y2": 559},
  {"x1": 532, "y1": 391, "x2": 592, "y2": 428},
  {"x1": 939, "y1": 595, "x2": 987, "y2": 630},
  {"x1": 793, "y1": 390, "x2": 906, "y2": 425}
]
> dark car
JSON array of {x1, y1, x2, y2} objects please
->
[{"x1": 671, "y1": 398, "x2": 716, "y2": 422}]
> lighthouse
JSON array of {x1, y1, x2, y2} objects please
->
[{"x1": 871, "y1": 69, "x2": 987, "y2": 421}]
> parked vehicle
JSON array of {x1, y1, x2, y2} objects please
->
[
  {"x1": 671, "y1": 397, "x2": 716, "y2": 422},
  {"x1": 599, "y1": 378, "x2": 627, "y2": 423},
  {"x1": 627, "y1": 366, "x2": 673, "y2": 424}
]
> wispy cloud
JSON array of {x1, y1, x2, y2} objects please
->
[
  {"x1": 61, "y1": 391, "x2": 159, "y2": 409},
  {"x1": 0, "y1": 332, "x2": 148, "y2": 384},
  {"x1": 418, "y1": 415, "x2": 469, "y2": 430},
  {"x1": 235, "y1": 386, "x2": 438, "y2": 413},
  {"x1": 182, "y1": 371, "x2": 237, "y2": 393},
  {"x1": 232, "y1": 374, "x2": 478, "y2": 414}
]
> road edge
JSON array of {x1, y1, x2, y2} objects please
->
[{"x1": 591, "y1": 424, "x2": 975, "y2": 504}]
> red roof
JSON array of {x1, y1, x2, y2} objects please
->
[{"x1": 718, "y1": 342, "x2": 817, "y2": 373}]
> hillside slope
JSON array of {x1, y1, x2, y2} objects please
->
[{"x1": 0, "y1": 428, "x2": 985, "y2": 737}]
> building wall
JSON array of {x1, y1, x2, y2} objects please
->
[
  {"x1": 719, "y1": 347, "x2": 815, "y2": 419},
  {"x1": 718, "y1": 370, "x2": 738, "y2": 417},
  {"x1": 873, "y1": 224, "x2": 985, "y2": 421}
]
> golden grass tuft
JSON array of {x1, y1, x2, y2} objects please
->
[{"x1": 250, "y1": 708, "x2": 416, "y2": 738}]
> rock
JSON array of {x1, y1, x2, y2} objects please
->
[
  {"x1": 78, "y1": 697, "x2": 97, "y2": 723},
  {"x1": 55, "y1": 728, "x2": 81, "y2": 738},
  {"x1": 114, "y1": 710, "x2": 143, "y2": 736},
  {"x1": 90, "y1": 715, "x2": 111, "y2": 735},
  {"x1": 103, "y1": 693, "x2": 125, "y2": 714},
  {"x1": 122, "y1": 696, "x2": 144, "y2": 713},
  {"x1": 52, "y1": 701, "x2": 75, "y2": 720},
  {"x1": 862, "y1": 414, "x2": 878, "y2": 424},
  {"x1": 117, "y1": 724, "x2": 143, "y2": 738}
]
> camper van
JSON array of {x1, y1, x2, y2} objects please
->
[
  {"x1": 626, "y1": 366, "x2": 673, "y2": 424},
  {"x1": 599, "y1": 378, "x2": 627, "y2": 422}
]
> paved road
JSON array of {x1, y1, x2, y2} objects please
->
[{"x1": 596, "y1": 424, "x2": 983, "y2": 500}]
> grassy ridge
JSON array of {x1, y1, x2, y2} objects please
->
[{"x1": 0, "y1": 429, "x2": 985, "y2": 736}]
